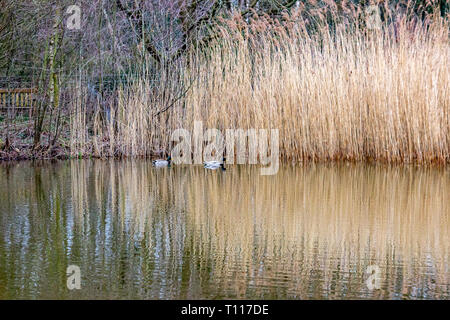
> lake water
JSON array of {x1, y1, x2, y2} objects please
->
[{"x1": 0, "y1": 160, "x2": 449, "y2": 299}]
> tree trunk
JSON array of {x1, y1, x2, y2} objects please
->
[{"x1": 34, "y1": 6, "x2": 61, "y2": 148}]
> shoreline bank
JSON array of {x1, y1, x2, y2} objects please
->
[{"x1": 1, "y1": 144, "x2": 449, "y2": 166}]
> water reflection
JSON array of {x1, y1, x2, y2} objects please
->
[{"x1": 0, "y1": 160, "x2": 449, "y2": 299}]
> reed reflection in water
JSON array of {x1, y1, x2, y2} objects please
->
[{"x1": 0, "y1": 160, "x2": 449, "y2": 299}]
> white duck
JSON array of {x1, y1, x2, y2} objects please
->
[
  {"x1": 152, "y1": 156, "x2": 171, "y2": 167},
  {"x1": 204, "y1": 157, "x2": 226, "y2": 171}
]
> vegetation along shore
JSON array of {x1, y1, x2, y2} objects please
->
[{"x1": 0, "y1": 1, "x2": 448, "y2": 164}]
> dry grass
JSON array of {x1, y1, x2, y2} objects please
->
[{"x1": 71, "y1": 8, "x2": 449, "y2": 164}]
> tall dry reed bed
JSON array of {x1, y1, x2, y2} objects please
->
[{"x1": 71, "y1": 10, "x2": 449, "y2": 164}]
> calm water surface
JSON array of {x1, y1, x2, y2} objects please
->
[{"x1": 0, "y1": 160, "x2": 449, "y2": 299}]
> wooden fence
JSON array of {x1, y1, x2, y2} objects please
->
[{"x1": 0, "y1": 88, "x2": 37, "y2": 117}]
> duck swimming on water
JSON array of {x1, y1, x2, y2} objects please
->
[
  {"x1": 204, "y1": 157, "x2": 226, "y2": 171},
  {"x1": 152, "y1": 156, "x2": 171, "y2": 167}
]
